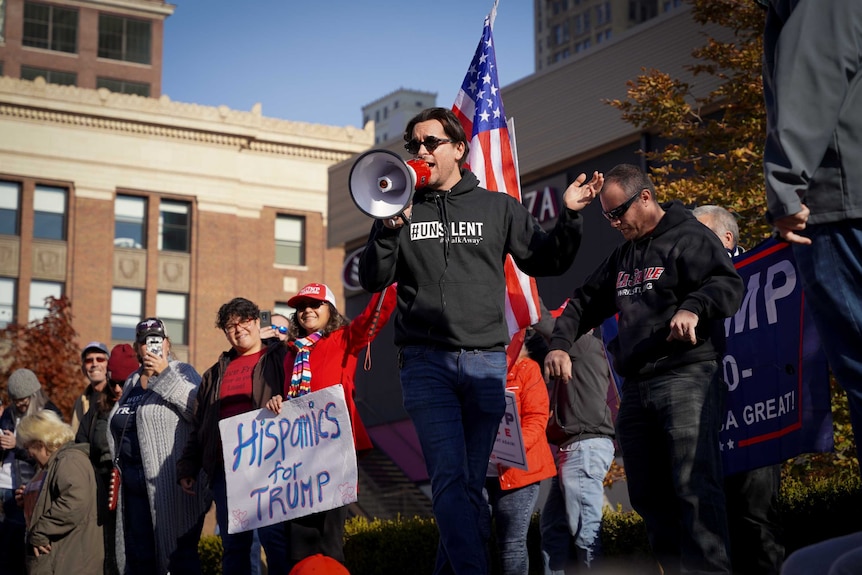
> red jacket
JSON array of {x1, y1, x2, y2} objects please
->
[
  {"x1": 283, "y1": 286, "x2": 396, "y2": 454},
  {"x1": 496, "y1": 356, "x2": 557, "y2": 490}
]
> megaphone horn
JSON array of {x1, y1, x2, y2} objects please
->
[{"x1": 348, "y1": 149, "x2": 431, "y2": 220}]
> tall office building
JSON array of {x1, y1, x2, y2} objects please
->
[
  {"x1": 361, "y1": 88, "x2": 436, "y2": 146},
  {"x1": 534, "y1": 0, "x2": 684, "y2": 71}
]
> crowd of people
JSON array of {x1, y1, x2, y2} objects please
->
[
  {"x1": 2, "y1": 6, "x2": 861, "y2": 569},
  {"x1": 0, "y1": 282, "x2": 384, "y2": 575}
]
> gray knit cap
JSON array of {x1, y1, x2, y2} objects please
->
[{"x1": 7, "y1": 368, "x2": 41, "y2": 400}]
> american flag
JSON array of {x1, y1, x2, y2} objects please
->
[{"x1": 452, "y1": 2, "x2": 541, "y2": 346}]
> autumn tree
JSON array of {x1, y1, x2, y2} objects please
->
[
  {"x1": 608, "y1": 0, "x2": 769, "y2": 246},
  {"x1": 0, "y1": 296, "x2": 83, "y2": 420}
]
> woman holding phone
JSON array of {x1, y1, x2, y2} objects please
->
[{"x1": 108, "y1": 318, "x2": 211, "y2": 575}]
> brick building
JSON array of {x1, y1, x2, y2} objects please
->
[{"x1": 0, "y1": 0, "x2": 374, "y2": 366}]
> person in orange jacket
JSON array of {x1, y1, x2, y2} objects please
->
[
  {"x1": 267, "y1": 282, "x2": 396, "y2": 567},
  {"x1": 485, "y1": 333, "x2": 557, "y2": 575}
]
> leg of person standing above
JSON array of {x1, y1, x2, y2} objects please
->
[
  {"x1": 762, "y1": 0, "x2": 862, "y2": 473},
  {"x1": 400, "y1": 347, "x2": 506, "y2": 575},
  {"x1": 790, "y1": 224, "x2": 862, "y2": 465}
]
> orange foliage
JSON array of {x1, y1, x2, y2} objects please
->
[{"x1": 0, "y1": 296, "x2": 83, "y2": 421}]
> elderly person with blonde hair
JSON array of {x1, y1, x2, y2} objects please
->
[{"x1": 17, "y1": 409, "x2": 103, "y2": 574}]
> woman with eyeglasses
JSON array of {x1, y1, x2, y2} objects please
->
[
  {"x1": 266, "y1": 282, "x2": 396, "y2": 566},
  {"x1": 75, "y1": 343, "x2": 139, "y2": 575},
  {"x1": 0, "y1": 369, "x2": 62, "y2": 575},
  {"x1": 107, "y1": 318, "x2": 211, "y2": 575}
]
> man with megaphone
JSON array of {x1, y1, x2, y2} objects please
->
[{"x1": 358, "y1": 107, "x2": 602, "y2": 575}]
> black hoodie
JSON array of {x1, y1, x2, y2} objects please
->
[
  {"x1": 550, "y1": 201, "x2": 744, "y2": 378},
  {"x1": 359, "y1": 169, "x2": 584, "y2": 351}
]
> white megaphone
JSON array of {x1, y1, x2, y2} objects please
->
[{"x1": 348, "y1": 149, "x2": 431, "y2": 220}]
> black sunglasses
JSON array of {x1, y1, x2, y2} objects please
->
[
  {"x1": 296, "y1": 300, "x2": 326, "y2": 311},
  {"x1": 602, "y1": 191, "x2": 642, "y2": 221},
  {"x1": 404, "y1": 136, "x2": 453, "y2": 155},
  {"x1": 109, "y1": 379, "x2": 125, "y2": 388}
]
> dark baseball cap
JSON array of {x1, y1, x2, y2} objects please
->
[{"x1": 135, "y1": 317, "x2": 167, "y2": 342}]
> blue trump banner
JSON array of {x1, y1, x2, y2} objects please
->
[{"x1": 720, "y1": 238, "x2": 832, "y2": 475}]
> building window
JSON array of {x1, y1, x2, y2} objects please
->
[
  {"x1": 0, "y1": 278, "x2": 15, "y2": 328},
  {"x1": 29, "y1": 280, "x2": 62, "y2": 322},
  {"x1": 111, "y1": 288, "x2": 142, "y2": 341},
  {"x1": 22, "y1": 1, "x2": 78, "y2": 53},
  {"x1": 21, "y1": 66, "x2": 76, "y2": 86},
  {"x1": 33, "y1": 185, "x2": 66, "y2": 241},
  {"x1": 96, "y1": 77, "x2": 150, "y2": 97},
  {"x1": 275, "y1": 215, "x2": 304, "y2": 266},
  {"x1": 159, "y1": 200, "x2": 190, "y2": 252},
  {"x1": 0, "y1": 181, "x2": 20, "y2": 236},
  {"x1": 157, "y1": 292, "x2": 187, "y2": 345},
  {"x1": 114, "y1": 195, "x2": 145, "y2": 248},
  {"x1": 98, "y1": 13, "x2": 151, "y2": 65}
]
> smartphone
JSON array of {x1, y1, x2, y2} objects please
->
[
  {"x1": 259, "y1": 310, "x2": 271, "y2": 327},
  {"x1": 146, "y1": 335, "x2": 163, "y2": 357}
]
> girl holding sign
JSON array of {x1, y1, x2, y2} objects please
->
[{"x1": 267, "y1": 282, "x2": 396, "y2": 565}]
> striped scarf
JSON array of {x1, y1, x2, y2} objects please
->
[{"x1": 288, "y1": 331, "x2": 323, "y2": 398}]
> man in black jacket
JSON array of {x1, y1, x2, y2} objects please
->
[
  {"x1": 545, "y1": 164, "x2": 744, "y2": 574},
  {"x1": 527, "y1": 303, "x2": 616, "y2": 573},
  {"x1": 359, "y1": 107, "x2": 602, "y2": 575}
]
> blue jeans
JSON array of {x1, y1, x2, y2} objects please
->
[
  {"x1": 400, "y1": 346, "x2": 507, "y2": 575},
  {"x1": 540, "y1": 437, "x2": 615, "y2": 574},
  {"x1": 485, "y1": 480, "x2": 540, "y2": 575},
  {"x1": 792, "y1": 221, "x2": 862, "y2": 471},
  {"x1": 212, "y1": 467, "x2": 291, "y2": 575},
  {"x1": 616, "y1": 360, "x2": 730, "y2": 574}
]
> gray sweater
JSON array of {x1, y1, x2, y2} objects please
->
[{"x1": 107, "y1": 361, "x2": 211, "y2": 575}]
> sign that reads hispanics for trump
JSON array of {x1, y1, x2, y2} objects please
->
[{"x1": 218, "y1": 385, "x2": 358, "y2": 534}]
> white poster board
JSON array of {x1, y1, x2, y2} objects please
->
[
  {"x1": 490, "y1": 390, "x2": 528, "y2": 471},
  {"x1": 218, "y1": 385, "x2": 357, "y2": 534}
]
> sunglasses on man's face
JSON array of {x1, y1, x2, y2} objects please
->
[
  {"x1": 404, "y1": 136, "x2": 453, "y2": 155},
  {"x1": 602, "y1": 191, "x2": 642, "y2": 221}
]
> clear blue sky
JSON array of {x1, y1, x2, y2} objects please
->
[{"x1": 162, "y1": 1, "x2": 535, "y2": 128}]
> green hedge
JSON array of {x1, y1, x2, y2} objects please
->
[{"x1": 197, "y1": 473, "x2": 862, "y2": 574}]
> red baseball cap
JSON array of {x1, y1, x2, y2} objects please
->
[{"x1": 288, "y1": 283, "x2": 337, "y2": 309}]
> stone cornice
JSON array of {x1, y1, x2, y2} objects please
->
[
  {"x1": 0, "y1": 76, "x2": 374, "y2": 161},
  {"x1": 66, "y1": 0, "x2": 176, "y2": 18}
]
